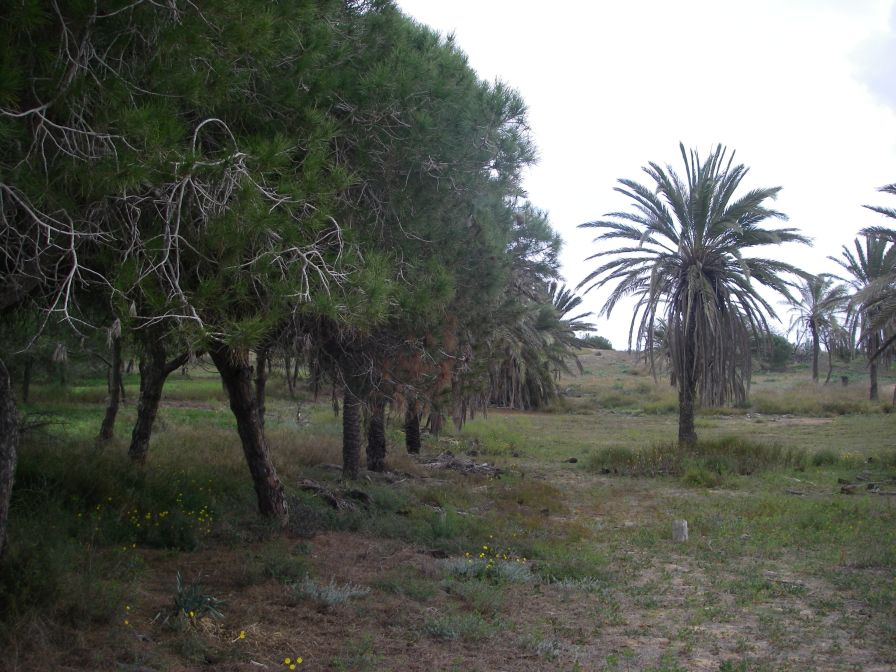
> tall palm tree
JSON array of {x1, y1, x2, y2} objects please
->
[
  {"x1": 858, "y1": 183, "x2": 896, "y2": 361},
  {"x1": 787, "y1": 275, "x2": 849, "y2": 382},
  {"x1": 578, "y1": 144, "x2": 809, "y2": 444},
  {"x1": 830, "y1": 235, "x2": 896, "y2": 400}
]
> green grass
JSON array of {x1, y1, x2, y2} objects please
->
[{"x1": 4, "y1": 358, "x2": 896, "y2": 670}]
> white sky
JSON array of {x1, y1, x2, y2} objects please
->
[{"x1": 399, "y1": 0, "x2": 896, "y2": 349}]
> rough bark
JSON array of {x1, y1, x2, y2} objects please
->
[
  {"x1": 870, "y1": 361, "x2": 879, "y2": 401},
  {"x1": 209, "y1": 344, "x2": 288, "y2": 523},
  {"x1": 405, "y1": 406, "x2": 421, "y2": 454},
  {"x1": 255, "y1": 348, "x2": 268, "y2": 431},
  {"x1": 677, "y1": 375, "x2": 698, "y2": 446},
  {"x1": 366, "y1": 399, "x2": 386, "y2": 472},
  {"x1": 342, "y1": 388, "x2": 362, "y2": 480},
  {"x1": 98, "y1": 328, "x2": 123, "y2": 442},
  {"x1": 677, "y1": 315, "x2": 698, "y2": 446},
  {"x1": 128, "y1": 343, "x2": 189, "y2": 464},
  {"x1": 0, "y1": 360, "x2": 18, "y2": 557},
  {"x1": 810, "y1": 323, "x2": 820, "y2": 383}
]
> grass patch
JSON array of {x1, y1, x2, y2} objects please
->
[
  {"x1": 424, "y1": 611, "x2": 501, "y2": 641},
  {"x1": 585, "y1": 436, "x2": 807, "y2": 479},
  {"x1": 292, "y1": 577, "x2": 370, "y2": 606}
]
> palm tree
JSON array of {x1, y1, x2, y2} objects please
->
[
  {"x1": 578, "y1": 144, "x2": 809, "y2": 444},
  {"x1": 857, "y1": 183, "x2": 896, "y2": 361},
  {"x1": 830, "y1": 235, "x2": 896, "y2": 400},
  {"x1": 787, "y1": 275, "x2": 849, "y2": 382}
]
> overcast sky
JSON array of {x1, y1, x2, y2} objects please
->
[{"x1": 399, "y1": 0, "x2": 896, "y2": 349}]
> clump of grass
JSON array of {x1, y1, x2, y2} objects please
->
[
  {"x1": 441, "y1": 540, "x2": 533, "y2": 584},
  {"x1": 172, "y1": 571, "x2": 224, "y2": 621},
  {"x1": 751, "y1": 384, "x2": 883, "y2": 416},
  {"x1": 548, "y1": 576, "x2": 607, "y2": 594},
  {"x1": 292, "y1": 577, "x2": 370, "y2": 606},
  {"x1": 586, "y1": 437, "x2": 806, "y2": 479},
  {"x1": 371, "y1": 571, "x2": 437, "y2": 601},
  {"x1": 445, "y1": 579, "x2": 505, "y2": 615},
  {"x1": 424, "y1": 612, "x2": 499, "y2": 641},
  {"x1": 811, "y1": 448, "x2": 840, "y2": 467}
]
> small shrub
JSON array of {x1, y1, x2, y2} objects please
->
[
  {"x1": 424, "y1": 612, "x2": 498, "y2": 641},
  {"x1": 170, "y1": 572, "x2": 223, "y2": 622},
  {"x1": 681, "y1": 464, "x2": 727, "y2": 488},
  {"x1": 292, "y1": 577, "x2": 370, "y2": 606}
]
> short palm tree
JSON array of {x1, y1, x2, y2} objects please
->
[
  {"x1": 787, "y1": 275, "x2": 849, "y2": 382},
  {"x1": 578, "y1": 144, "x2": 809, "y2": 444},
  {"x1": 830, "y1": 235, "x2": 896, "y2": 400}
]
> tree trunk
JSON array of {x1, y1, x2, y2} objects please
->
[
  {"x1": 21, "y1": 356, "x2": 32, "y2": 404},
  {"x1": 342, "y1": 388, "x2": 361, "y2": 479},
  {"x1": 405, "y1": 406, "x2": 421, "y2": 454},
  {"x1": 366, "y1": 399, "x2": 386, "y2": 472},
  {"x1": 128, "y1": 342, "x2": 189, "y2": 464},
  {"x1": 284, "y1": 353, "x2": 295, "y2": 398},
  {"x1": 870, "y1": 361, "x2": 879, "y2": 401},
  {"x1": 0, "y1": 360, "x2": 18, "y2": 557},
  {"x1": 811, "y1": 323, "x2": 820, "y2": 383},
  {"x1": 677, "y1": 314, "x2": 698, "y2": 446},
  {"x1": 255, "y1": 347, "x2": 268, "y2": 431},
  {"x1": 427, "y1": 409, "x2": 443, "y2": 437},
  {"x1": 98, "y1": 325, "x2": 123, "y2": 442},
  {"x1": 209, "y1": 344, "x2": 288, "y2": 523},
  {"x1": 677, "y1": 375, "x2": 698, "y2": 446}
]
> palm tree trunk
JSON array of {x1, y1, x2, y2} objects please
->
[
  {"x1": 678, "y1": 312, "x2": 698, "y2": 446},
  {"x1": 366, "y1": 399, "x2": 386, "y2": 472},
  {"x1": 128, "y1": 343, "x2": 189, "y2": 464},
  {"x1": 811, "y1": 323, "x2": 820, "y2": 383},
  {"x1": 98, "y1": 326, "x2": 123, "y2": 442},
  {"x1": 0, "y1": 360, "x2": 18, "y2": 557},
  {"x1": 405, "y1": 406, "x2": 421, "y2": 454},
  {"x1": 870, "y1": 361, "x2": 879, "y2": 401},
  {"x1": 342, "y1": 388, "x2": 361, "y2": 479},
  {"x1": 209, "y1": 344, "x2": 288, "y2": 523},
  {"x1": 678, "y1": 375, "x2": 698, "y2": 446}
]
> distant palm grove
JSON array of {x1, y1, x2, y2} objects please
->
[{"x1": 1, "y1": 0, "x2": 895, "y2": 565}]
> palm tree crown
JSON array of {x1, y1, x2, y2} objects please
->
[
  {"x1": 578, "y1": 143, "x2": 809, "y2": 443},
  {"x1": 787, "y1": 275, "x2": 849, "y2": 382}
]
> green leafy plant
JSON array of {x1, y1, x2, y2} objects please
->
[{"x1": 172, "y1": 571, "x2": 223, "y2": 621}]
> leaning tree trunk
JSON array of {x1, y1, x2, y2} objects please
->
[
  {"x1": 255, "y1": 347, "x2": 268, "y2": 431},
  {"x1": 342, "y1": 388, "x2": 362, "y2": 480},
  {"x1": 366, "y1": 398, "x2": 386, "y2": 472},
  {"x1": 98, "y1": 321, "x2": 123, "y2": 442},
  {"x1": 0, "y1": 360, "x2": 18, "y2": 557},
  {"x1": 128, "y1": 343, "x2": 189, "y2": 464},
  {"x1": 209, "y1": 344, "x2": 288, "y2": 523},
  {"x1": 405, "y1": 406, "x2": 421, "y2": 454}
]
